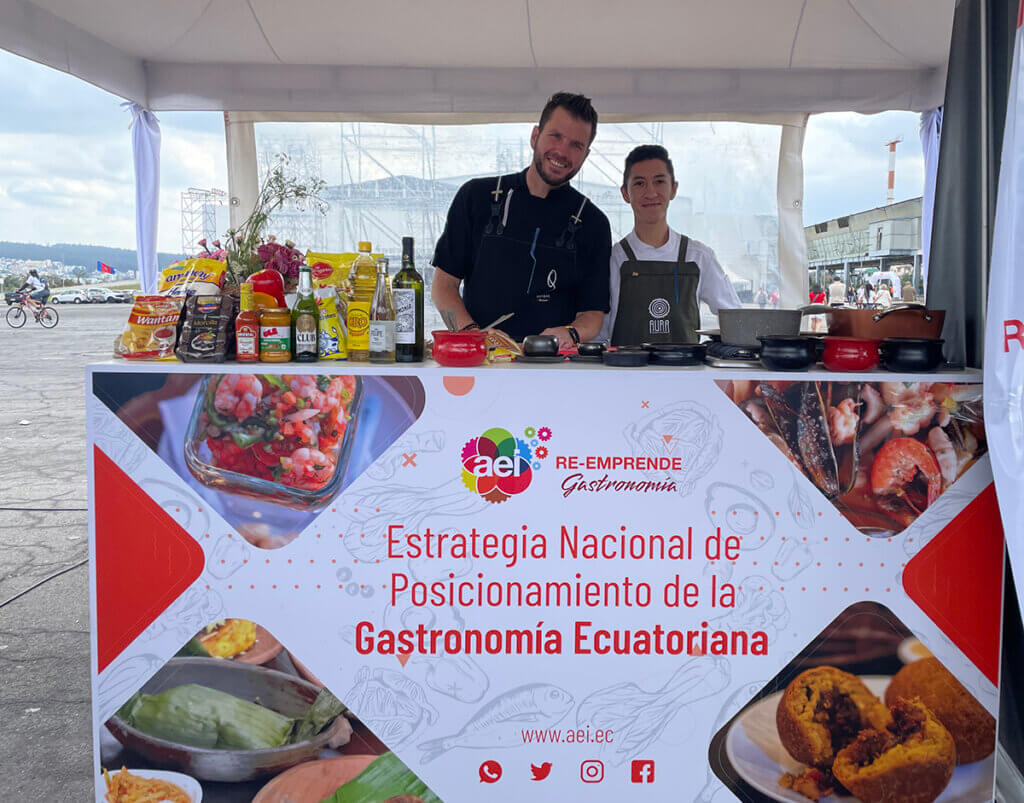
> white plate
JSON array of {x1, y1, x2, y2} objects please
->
[
  {"x1": 103, "y1": 768, "x2": 203, "y2": 802},
  {"x1": 724, "y1": 676, "x2": 994, "y2": 802},
  {"x1": 897, "y1": 636, "x2": 933, "y2": 664}
]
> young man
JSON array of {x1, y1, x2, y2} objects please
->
[
  {"x1": 828, "y1": 273, "x2": 847, "y2": 306},
  {"x1": 601, "y1": 145, "x2": 739, "y2": 345},
  {"x1": 431, "y1": 92, "x2": 612, "y2": 348}
]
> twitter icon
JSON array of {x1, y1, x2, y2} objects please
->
[{"x1": 530, "y1": 762, "x2": 553, "y2": 781}]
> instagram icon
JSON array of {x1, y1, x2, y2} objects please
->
[{"x1": 580, "y1": 760, "x2": 604, "y2": 783}]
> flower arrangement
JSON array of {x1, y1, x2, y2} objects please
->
[{"x1": 196, "y1": 157, "x2": 327, "y2": 292}]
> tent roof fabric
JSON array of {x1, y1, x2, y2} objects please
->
[{"x1": 2, "y1": 0, "x2": 956, "y2": 116}]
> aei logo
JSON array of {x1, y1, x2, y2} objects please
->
[{"x1": 461, "y1": 425, "x2": 552, "y2": 503}]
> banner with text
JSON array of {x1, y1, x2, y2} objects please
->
[{"x1": 88, "y1": 368, "x2": 1003, "y2": 803}]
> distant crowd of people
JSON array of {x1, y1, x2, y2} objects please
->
[
  {"x1": 754, "y1": 274, "x2": 919, "y2": 314},
  {"x1": 807, "y1": 274, "x2": 919, "y2": 309},
  {"x1": 752, "y1": 274, "x2": 921, "y2": 332}
]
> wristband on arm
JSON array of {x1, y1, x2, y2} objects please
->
[{"x1": 566, "y1": 325, "x2": 580, "y2": 344}]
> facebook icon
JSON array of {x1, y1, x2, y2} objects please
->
[{"x1": 630, "y1": 759, "x2": 655, "y2": 784}]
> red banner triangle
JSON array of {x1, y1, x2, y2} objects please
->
[
  {"x1": 94, "y1": 446, "x2": 206, "y2": 673},
  {"x1": 902, "y1": 483, "x2": 1004, "y2": 686}
]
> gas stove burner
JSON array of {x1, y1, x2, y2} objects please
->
[
  {"x1": 704, "y1": 339, "x2": 762, "y2": 368},
  {"x1": 705, "y1": 341, "x2": 760, "y2": 361}
]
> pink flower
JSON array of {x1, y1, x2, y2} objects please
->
[{"x1": 198, "y1": 238, "x2": 208, "y2": 247}]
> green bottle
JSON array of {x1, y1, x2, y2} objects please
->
[
  {"x1": 393, "y1": 236, "x2": 425, "y2": 362},
  {"x1": 292, "y1": 265, "x2": 319, "y2": 362}
]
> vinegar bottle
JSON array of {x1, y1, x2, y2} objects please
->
[{"x1": 369, "y1": 257, "x2": 396, "y2": 363}]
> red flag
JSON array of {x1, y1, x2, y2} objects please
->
[{"x1": 96, "y1": 261, "x2": 114, "y2": 274}]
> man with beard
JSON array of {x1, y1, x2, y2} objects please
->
[{"x1": 431, "y1": 92, "x2": 611, "y2": 347}]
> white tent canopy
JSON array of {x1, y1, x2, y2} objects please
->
[
  {"x1": 4, "y1": 0, "x2": 955, "y2": 117},
  {"x1": 0, "y1": 0, "x2": 957, "y2": 299}
]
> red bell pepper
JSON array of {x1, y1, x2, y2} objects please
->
[{"x1": 249, "y1": 268, "x2": 287, "y2": 308}]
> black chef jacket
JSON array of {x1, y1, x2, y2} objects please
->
[{"x1": 432, "y1": 169, "x2": 612, "y2": 341}]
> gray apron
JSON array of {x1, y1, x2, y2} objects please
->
[{"x1": 610, "y1": 235, "x2": 700, "y2": 345}]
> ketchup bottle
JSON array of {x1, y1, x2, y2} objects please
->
[{"x1": 235, "y1": 282, "x2": 260, "y2": 362}]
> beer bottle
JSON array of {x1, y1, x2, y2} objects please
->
[
  {"x1": 292, "y1": 265, "x2": 319, "y2": 362},
  {"x1": 393, "y1": 236, "x2": 425, "y2": 362}
]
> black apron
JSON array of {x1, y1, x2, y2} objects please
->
[
  {"x1": 463, "y1": 175, "x2": 586, "y2": 341},
  {"x1": 610, "y1": 235, "x2": 701, "y2": 346}
]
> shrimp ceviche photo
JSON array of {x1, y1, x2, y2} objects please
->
[
  {"x1": 718, "y1": 380, "x2": 986, "y2": 534},
  {"x1": 198, "y1": 374, "x2": 357, "y2": 491}
]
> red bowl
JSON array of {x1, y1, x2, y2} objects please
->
[
  {"x1": 432, "y1": 330, "x2": 488, "y2": 367},
  {"x1": 822, "y1": 337, "x2": 881, "y2": 371}
]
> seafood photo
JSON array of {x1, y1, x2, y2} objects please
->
[
  {"x1": 185, "y1": 373, "x2": 362, "y2": 509},
  {"x1": 718, "y1": 381, "x2": 986, "y2": 534}
]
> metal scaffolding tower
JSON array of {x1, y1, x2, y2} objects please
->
[
  {"x1": 258, "y1": 141, "x2": 327, "y2": 249},
  {"x1": 254, "y1": 122, "x2": 667, "y2": 264},
  {"x1": 180, "y1": 188, "x2": 227, "y2": 253}
]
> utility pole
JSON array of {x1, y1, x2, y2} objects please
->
[{"x1": 885, "y1": 138, "x2": 902, "y2": 205}]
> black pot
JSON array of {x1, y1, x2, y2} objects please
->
[
  {"x1": 577, "y1": 341, "x2": 606, "y2": 357},
  {"x1": 603, "y1": 348, "x2": 650, "y2": 367},
  {"x1": 880, "y1": 338, "x2": 945, "y2": 373},
  {"x1": 522, "y1": 334, "x2": 559, "y2": 356},
  {"x1": 758, "y1": 335, "x2": 818, "y2": 371}
]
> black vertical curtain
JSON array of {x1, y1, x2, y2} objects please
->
[{"x1": 927, "y1": 0, "x2": 1017, "y2": 368}]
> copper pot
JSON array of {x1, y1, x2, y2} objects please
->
[{"x1": 804, "y1": 303, "x2": 944, "y2": 339}]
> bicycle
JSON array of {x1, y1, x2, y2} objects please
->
[{"x1": 5, "y1": 292, "x2": 59, "y2": 329}]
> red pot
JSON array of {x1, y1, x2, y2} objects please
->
[
  {"x1": 822, "y1": 337, "x2": 881, "y2": 371},
  {"x1": 432, "y1": 330, "x2": 488, "y2": 367}
]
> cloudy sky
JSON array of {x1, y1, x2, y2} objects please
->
[{"x1": 0, "y1": 49, "x2": 925, "y2": 255}]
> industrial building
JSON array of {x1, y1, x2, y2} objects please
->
[{"x1": 805, "y1": 196, "x2": 923, "y2": 292}]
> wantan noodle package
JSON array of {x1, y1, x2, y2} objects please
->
[
  {"x1": 158, "y1": 257, "x2": 227, "y2": 297},
  {"x1": 114, "y1": 295, "x2": 183, "y2": 360}
]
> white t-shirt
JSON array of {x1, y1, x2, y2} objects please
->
[
  {"x1": 600, "y1": 229, "x2": 741, "y2": 342},
  {"x1": 25, "y1": 275, "x2": 44, "y2": 292}
]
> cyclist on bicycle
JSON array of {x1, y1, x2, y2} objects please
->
[{"x1": 17, "y1": 269, "x2": 50, "y2": 314}]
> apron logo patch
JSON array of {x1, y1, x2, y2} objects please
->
[
  {"x1": 547, "y1": 269, "x2": 558, "y2": 290},
  {"x1": 649, "y1": 298, "x2": 671, "y2": 319}
]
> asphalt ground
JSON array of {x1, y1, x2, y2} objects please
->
[
  {"x1": 3, "y1": 301, "x2": 1024, "y2": 801},
  {"x1": 0, "y1": 302, "x2": 125, "y2": 800}
]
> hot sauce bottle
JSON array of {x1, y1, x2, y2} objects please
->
[{"x1": 235, "y1": 282, "x2": 260, "y2": 362}]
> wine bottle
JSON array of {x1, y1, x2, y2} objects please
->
[{"x1": 393, "y1": 236, "x2": 425, "y2": 362}]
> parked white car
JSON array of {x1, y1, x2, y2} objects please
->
[
  {"x1": 86, "y1": 287, "x2": 120, "y2": 303},
  {"x1": 50, "y1": 288, "x2": 91, "y2": 304}
]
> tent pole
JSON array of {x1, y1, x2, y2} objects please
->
[
  {"x1": 980, "y1": 0, "x2": 990, "y2": 316},
  {"x1": 776, "y1": 117, "x2": 810, "y2": 308},
  {"x1": 224, "y1": 113, "x2": 259, "y2": 231}
]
